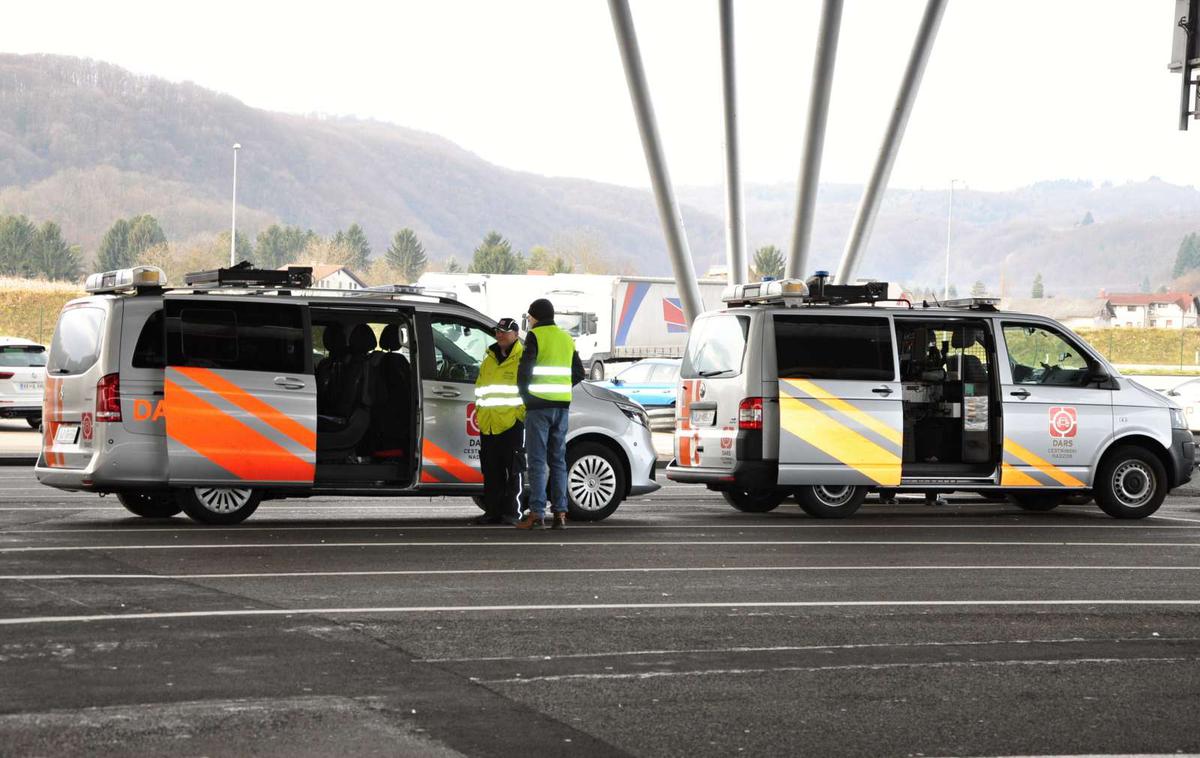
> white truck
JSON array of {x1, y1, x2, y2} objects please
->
[{"x1": 416, "y1": 272, "x2": 727, "y2": 379}]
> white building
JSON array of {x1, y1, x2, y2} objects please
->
[{"x1": 1105, "y1": 293, "x2": 1198, "y2": 329}]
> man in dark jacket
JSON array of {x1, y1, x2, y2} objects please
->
[{"x1": 515, "y1": 298, "x2": 585, "y2": 529}]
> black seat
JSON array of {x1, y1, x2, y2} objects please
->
[
  {"x1": 367, "y1": 324, "x2": 413, "y2": 458},
  {"x1": 317, "y1": 324, "x2": 376, "y2": 460},
  {"x1": 315, "y1": 323, "x2": 346, "y2": 409},
  {"x1": 949, "y1": 331, "x2": 989, "y2": 385}
]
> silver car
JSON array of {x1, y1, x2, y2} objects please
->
[
  {"x1": 35, "y1": 265, "x2": 658, "y2": 524},
  {"x1": 0, "y1": 337, "x2": 46, "y2": 428}
]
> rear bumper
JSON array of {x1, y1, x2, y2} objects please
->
[
  {"x1": 0, "y1": 403, "x2": 41, "y2": 419},
  {"x1": 1169, "y1": 429, "x2": 1195, "y2": 488},
  {"x1": 665, "y1": 459, "x2": 777, "y2": 489}
]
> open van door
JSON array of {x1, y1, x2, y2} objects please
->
[
  {"x1": 163, "y1": 295, "x2": 316, "y2": 488},
  {"x1": 414, "y1": 311, "x2": 488, "y2": 489}
]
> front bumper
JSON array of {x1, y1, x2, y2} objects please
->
[
  {"x1": 1169, "y1": 428, "x2": 1195, "y2": 487},
  {"x1": 626, "y1": 422, "x2": 661, "y2": 497}
]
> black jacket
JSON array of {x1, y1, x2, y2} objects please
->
[{"x1": 517, "y1": 319, "x2": 586, "y2": 410}]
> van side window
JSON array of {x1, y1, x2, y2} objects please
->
[
  {"x1": 167, "y1": 302, "x2": 306, "y2": 374},
  {"x1": 429, "y1": 316, "x2": 487, "y2": 382},
  {"x1": 1002, "y1": 323, "x2": 1094, "y2": 387},
  {"x1": 681, "y1": 315, "x2": 750, "y2": 378},
  {"x1": 132, "y1": 310, "x2": 165, "y2": 368},
  {"x1": 774, "y1": 316, "x2": 894, "y2": 381}
]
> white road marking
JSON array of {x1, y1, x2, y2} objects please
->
[
  {"x1": 4, "y1": 539, "x2": 1200, "y2": 554},
  {"x1": 3, "y1": 565, "x2": 1200, "y2": 581},
  {"x1": 478, "y1": 656, "x2": 1197, "y2": 685},
  {"x1": 3, "y1": 600, "x2": 1200, "y2": 626}
]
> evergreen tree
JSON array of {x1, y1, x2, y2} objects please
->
[
  {"x1": 127, "y1": 214, "x2": 166, "y2": 255},
  {"x1": 1140, "y1": 275, "x2": 1152, "y2": 293},
  {"x1": 751, "y1": 245, "x2": 785, "y2": 280},
  {"x1": 468, "y1": 231, "x2": 526, "y2": 274},
  {"x1": 96, "y1": 218, "x2": 134, "y2": 270},
  {"x1": 528, "y1": 245, "x2": 572, "y2": 274},
  {"x1": 385, "y1": 228, "x2": 428, "y2": 283},
  {"x1": 1172, "y1": 233, "x2": 1200, "y2": 278},
  {"x1": 445, "y1": 257, "x2": 463, "y2": 273},
  {"x1": 1031, "y1": 273, "x2": 1045, "y2": 299},
  {"x1": 333, "y1": 223, "x2": 371, "y2": 271},
  {"x1": 33, "y1": 221, "x2": 81, "y2": 281},
  {"x1": 213, "y1": 231, "x2": 253, "y2": 264},
  {"x1": 0, "y1": 215, "x2": 38, "y2": 277},
  {"x1": 255, "y1": 225, "x2": 317, "y2": 269},
  {"x1": 1080, "y1": 210, "x2": 1094, "y2": 226}
]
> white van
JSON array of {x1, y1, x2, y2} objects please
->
[
  {"x1": 666, "y1": 278, "x2": 1194, "y2": 519},
  {"x1": 35, "y1": 265, "x2": 659, "y2": 524}
]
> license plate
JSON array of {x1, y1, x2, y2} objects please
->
[
  {"x1": 54, "y1": 425, "x2": 78, "y2": 445},
  {"x1": 691, "y1": 409, "x2": 716, "y2": 426},
  {"x1": 17, "y1": 383, "x2": 42, "y2": 393}
]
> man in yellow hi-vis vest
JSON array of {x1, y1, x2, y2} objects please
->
[
  {"x1": 473, "y1": 318, "x2": 525, "y2": 525},
  {"x1": 515, "y1": 298, "x2": 585, "y2": 529}
]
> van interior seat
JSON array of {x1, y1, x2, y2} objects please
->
[
  {"x1": 949, "y1": 331, "x2": 989, "y2": 385},
  {"x1": 316, "y1": 323, "x2": 376, "y2": 459},
  {"x1": 315, "y1": 323, "x2": 346, "y2": 408},
  {"x1": 368, "y1": 323, "x2": 412, "y2": 459}
]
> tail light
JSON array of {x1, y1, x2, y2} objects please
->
[
  {"x1": 96, "y1": 373, "x2": 121, "y2": 422},
  {"x1": 738, "y1": 397, "x2": 763, "y2": 430},
  {"x1": 0, "y1": 371, "x2": 12, "y2": 379}
]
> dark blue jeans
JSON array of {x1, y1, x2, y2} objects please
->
[{"x1": 525, "y1": 407, "x2": 569, "y2": 517}]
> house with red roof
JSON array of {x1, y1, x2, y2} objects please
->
[{"x1": 1104, "y1": 292, "x2": 1198, "y2": 329}]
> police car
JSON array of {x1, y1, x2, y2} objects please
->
[
  {"x1": 666, "y1": 275, "x2": 1194, "y2": 519},
  {"x1": 35, "y1": 264, "x2": 659, "y2": 524}
]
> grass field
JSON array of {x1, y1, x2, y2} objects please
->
[{"x1": 0, "y1": 279, "x2": 83, "y2": 344}]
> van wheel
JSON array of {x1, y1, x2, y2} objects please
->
[
  {"x1": 589, "y1": 361, "x2": 605, "y2": 381},
  {"x1": 795, "y1": 485, "x2": 867, "y2": 518},
  {"x1": 722, "y1": 488, "x2": 785, "y2": 513},
  {"x1": 26, "y1": 416, "x2": 41, "y2": 430},
  {"x1": 177, "y1": 487, "x2": 262, "y2": 525},
  {"x1": 1007, "y1": 492, "x2": 1064, "y2": 511},
  {"x1": 1094, "y1": 446, "x2": 1167, "y2": 519},
  {"x1": 567, "y1": 442, "x2": 626, "y2": 521},
  {"x1": 116, "y1": 492, "x2": 182, "y2": 518}
]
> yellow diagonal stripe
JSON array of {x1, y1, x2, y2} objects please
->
[
  {"x1": 784, "y1": 378, "x2": 903, "y2": 448},
  {"x1": 1003, "y1": 438, "x2": 1085, "y2": 488},
  {"x1": 1001, "y1": 462, "x2": 1042, "y2": 487},
  {"x1": 780, "y1": 397, "x2": 901, "y2": 486}
]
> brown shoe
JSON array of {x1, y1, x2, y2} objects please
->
[
  {"x1": 551, "y1": 512, "x2": 568, "y2": 530},
  {"x1": 515, "y1": 513, "x2": 544, "y2": 530}
]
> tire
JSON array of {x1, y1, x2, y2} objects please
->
[
  {"x1": 566, "y1": 441, "x2": 626, "y2": 521},
  {"x1": 1094, "y1": 445, "x2": 1168, "y2": 519},
  {"x1": 176, "y1": 486, "x2": 262, "y2": 525},
  {"x1": 794, "y1": 485, "x2": 868, "y2": 518},
  {"x1": 26, "y1": 416, "x2": 40, "y2": 430},
  {"x1": 471, "y1": 495, "x2": 488, "y2": 511},
  {"x1": 1007, "y1": 492, "x2": 1064, "y2": 512},
  {"x1": 589, "y1": 361, "x2": 605, "y2": 381},
  {"x1": 721, "y1": 488, "x2": 786, "y2": 513},
  {"x1": 117, "y1": 492, "x2": 182, "y2": 518}
]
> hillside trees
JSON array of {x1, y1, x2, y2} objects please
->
[
  {"x1": 751, "y1": 245, "x2": 785, "y2": 280},
  {"x1": 333, "y1": 223, "x2": 371, "y2": 271},
  {"x1": 528, "y1": 245, "x2": 573, "y2": 274},
  {"x1": 385, "y1": 228, "x2": 428, "y2": 283},
  {"x1": 1172, "y1": 232, "x2": 1200, "y2": 279},
  {"x1": 97, "y1": 214, "x2": 166, "y2": 270},
  {"x1": 0, "y1": 215, "x2": 82, "y2": 281},
  {"x1": 254, "y1": 225, "x2": 317, "y2": 269},
  {"x1": 469, "y1": 231, "x2": 526, "y2": 275}
]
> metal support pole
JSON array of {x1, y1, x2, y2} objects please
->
[
  {"x1": 944, "y1": 178, "x2": 957, "y2": 299},
  {"x1": 834, "y1": 0, "x2": 947, "y2": 284},
  {"x1": 608, "y1": 0, "x2": 704, "y2": 324},
  {"x1": 786, "y1": 0, "x2": 843, "y2": 281},
  {"x1": 229, "y1": 143, "x2": 241, "y2": 265},
  {"x1": 719, "y1": 0, "x2": 748, "y2": 286},
  {"x1": 1180, "y1": 0, "x2": 1198, "y2": 131}
]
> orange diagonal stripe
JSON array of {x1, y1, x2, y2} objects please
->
[
  {"x1": 174, "y1": 367, "x2": 316, "y2": 451},
  {"x1": 422, "y1": 439, "x2": 483, "y2": 483},
  {"x1": 165, "y1": 379, "x2": 313, "y2": 482}
]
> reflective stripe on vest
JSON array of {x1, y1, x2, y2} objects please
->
[
  {"x1": 474, "y1": 341, "x2": 525, "y2": 434},
  {"x1": 529, "y1": 324, "x2": 574, "y2": 403}
]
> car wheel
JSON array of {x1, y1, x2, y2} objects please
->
[
  {"x1": 116, "y1": 492, "x2": 182, "y2": 518},
  {"x1": 795, "y1": 485, "x2": 867, "y2": 518},
  {"x1": 26, "y1": 417, "x2": 41, "y2": 430},
  {"x1": 1007, "y1": 492, "x2": 1064, "y2": 511},
  {"x1": 1094, "y1": 445, "x2": 1167, "y2": 519},
  {"x1": 589, "y1": 361, "x2": 605, "y2": 381},
  {"x1": 177, "y1": 486, "x2": 262, "y2": 525},
  {"x1": 471, "y1": 495, "x2": 487, "y2": 511},
  {"x1": 566, "y1": 441, "x2": 626, "y2": 521},
  {"x1": 721, "y1": 488, "x2": 785, "y2": 513}
]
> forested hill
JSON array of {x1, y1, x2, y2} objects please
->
[{"x1": 1, "y1": 54, "x2": 1199, "y2": 294}]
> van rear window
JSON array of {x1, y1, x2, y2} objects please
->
[
  {"x1": 774, "y1": 316, "x2": 894, "y2": 381},
  {"x1": 47, "y1": 307, "x2": 106, "y2": 375},
  {"x1": 681, "y1": 315, "x2": 750, "y2": 378}
]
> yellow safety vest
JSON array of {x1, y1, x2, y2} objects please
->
[
  {"x1": 474, "y1": 340, "x2": 525, "y2": 434},
  {"x1": 528, "y1": 324, "x2": 575, "y2": 403}
]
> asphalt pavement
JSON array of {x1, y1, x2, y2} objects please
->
[{"x1": 1, "y1": 469, "x2": 1199, "y2": 757}]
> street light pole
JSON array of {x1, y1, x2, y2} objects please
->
[
  {"x1": 944, "y1": 178, "x2": 960, "y2": 300},
  {"x1": 230, "y1": 143, "x2": 241, "y2": 266}
]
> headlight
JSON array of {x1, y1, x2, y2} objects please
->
[
  {"x1": 618, "y1": 404, "x2": 649, "y2": 428},
  {"x1": 1170, "y1": 407, "x2": 1188, "y2": 430}
]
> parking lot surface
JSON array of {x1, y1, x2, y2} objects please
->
[{"x1": 2, "y1": 468, "x2": 1199, "y2": 756}]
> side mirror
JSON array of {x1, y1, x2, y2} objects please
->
[{"x1": 611, "y1": 377, "x2": 623, "y2": 386}]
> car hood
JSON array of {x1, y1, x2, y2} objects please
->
[{"x1": 581, "y1": 381, "x2": 636, "y2": 406}]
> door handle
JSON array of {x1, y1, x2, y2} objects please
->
[
  {"x1": 433, "y1": 386, "x2": 461, "y2": 398},
  {"x1": 273, "y1": 376, "x2": 306, "y2": 390},
  {"x1": 871, "y1": 386, "x2": 894, "y2": 396},
  {"x1": 1010, "y1": 389, "x2": 1031, "y2": 399}
]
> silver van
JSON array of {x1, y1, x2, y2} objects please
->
[
  {"x1": 36, "y1": 265, "x2": 658, "y2": 524},
  {"x1": 666, "y1": 278, "x2": 1194, "y2": 519}
]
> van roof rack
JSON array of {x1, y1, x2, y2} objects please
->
[{"x1": 183, "y1": 262, "x2": 313, "y2": 289}]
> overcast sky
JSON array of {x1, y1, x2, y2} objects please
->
[{"x1": 5, "y1": 1, "x2": 1194, "y2": 191}]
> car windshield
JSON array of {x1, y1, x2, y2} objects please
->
[
  {"x1": 0, "y1": 346, "x2": 46, "y2": 367},
  {"x1": 557, "y1": 313, "x2": 586, "y2": 337}
]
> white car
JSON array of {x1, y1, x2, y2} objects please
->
[
  {"x1": 0, "y1": 337, "x2": 46, "y2": 429},
  {"x1": 1165, "y1": 378, "x2": 1200, "y2": 432}
]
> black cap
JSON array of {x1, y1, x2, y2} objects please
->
[
  {"x1": 527, "y1": 298, "x2": 554, "y2": 322},
  {"x1": 495, "y1": 317, "x2": 520, "y2": 333}
]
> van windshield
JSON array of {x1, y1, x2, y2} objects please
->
[
  {"x1": 681, "y1": 314, "x2": 749, "y2": 378},
  {"x1": 47, "y1": 307, "x2": 106, "y2": 375}
]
